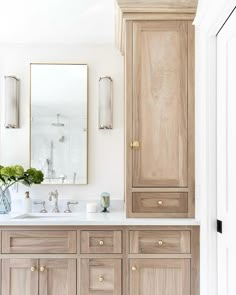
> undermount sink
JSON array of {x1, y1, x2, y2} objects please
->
[{"x1": 11, "y1": 213, "x2": 80, "y2": 219}]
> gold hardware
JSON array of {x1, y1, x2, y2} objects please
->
[
  {"x1": 130, "y1": 141, "x2": 140, "y2": 149},
  {"x1": 98, "y1": 277, "x2": 104, "y2": 282},
  {"x1": 158, "y1": 200, "x2": 163, "y2": 205},
  {"x1": 31, "y1": 266, "x2": 37, "y2": 272},
  {"x1": 40, "y1": 266, "x2": 45, "y2": 272},
  {"x1": 158, "y1": 240, "x2": 163, "y2": 245},
  {"x1": 99, "y1": 240, "x2": 104, "y2": 245},
  {"x1": 131, "y1": 266, "x2": 137, "y2": 271}
]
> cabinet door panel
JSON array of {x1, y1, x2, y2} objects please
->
[
  {"x1": 2, "y1": 259, "x2": 38, "y2": 295},
  {"x1": 132, "y1": 20, "x2": 188, "y2": 187},
  {"x1": 39, "y1": 259, "x2": 76, "y2": 295},
  {"x1": 130, "y1": 259, "x2": 190, "y2": 295}
]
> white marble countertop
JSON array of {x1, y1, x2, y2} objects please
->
[{"x1": 0, "y1": 211, "x2": 200, "y2": 226}]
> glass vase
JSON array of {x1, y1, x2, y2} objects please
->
[{"x1": 0, "y1": 188, "x2": 11, "y2": 214}]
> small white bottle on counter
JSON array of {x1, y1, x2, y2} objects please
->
[{"x1": 23, "y1": 191, "x2": 32, "y2": 213}]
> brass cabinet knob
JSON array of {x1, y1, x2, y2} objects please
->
[
  {"x1": 158, "y1": 200, "x2": 163, "y2": 205},
  {"x1": 158, "y1": 240, "x2": 163, "y2": 245},
  {"x1": 99, "y1": 240, "x2": 104, "y2": 245},
  {"x1": 131, "y1": 266, "x2": 137, "y2": 271},
  {"x1": 130, "y1": 141, "x2": 140, "y2": 149},
  {"x1": 40, "y1": 266, "x2": 45, "y2": 272},
  {"x1": 31, "y1": 266, "x2": 37, "y2": 272},
  {"x1": 98, "y1": 277, "x2": 104, "y2": 282}
]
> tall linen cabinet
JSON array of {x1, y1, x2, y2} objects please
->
[{"x1": 116, "y1": 0, "x2": 197, "y2": 218}]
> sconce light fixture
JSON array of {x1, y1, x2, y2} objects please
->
[
  {"x1": 99, "y1": 76, "x2": 113, "y2": 129},
  {"x1": 4, "y1": 76, "x2": 20, "y2": 128}
]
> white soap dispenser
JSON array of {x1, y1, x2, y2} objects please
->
[{"x1": 23, "y1": 191, "x2": 32, "y2": 213}]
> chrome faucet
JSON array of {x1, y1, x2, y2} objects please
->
[{"x1": 48, "y1": 190, "x2": 60, "y2": 213}]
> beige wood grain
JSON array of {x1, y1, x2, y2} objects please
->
[
  {"x1": 81, "y1": 230, "x2": 122, "y2": 254},
  {"x1": 132, "y1": 20, "x2": 188, "y2": 188},
  {"x1": 125, "y1": 20, "x2": 134, "y2": 217},
  {"x1": 129, "y1": 258, "x2": 190, "y2": 295},
  {"x1": 129, "y1": 230, "x2": 190, "y2": 254},
  {"x1": 80, "y1": 258, "x2": 122, "y2": 295},
  {"x1": 2, "y1": 258, "x2": 39, "y2": 295},
  {"x1": 187, "y1": 21, "x2": 195, "y2": 218},
  {"x1": 132, "y1": 192, "x2": 188, "y2": 214},
  {"x1": 117, "y1": 0, "x2": 197, "y2": 8},
  {"x1": 0, "y1": 226, "x2": 199, "y2": 295},
  {"x1": 115, "y1": 11, "x2": 195, "y2": 52},
  {"x1": 39, "y1": 258, "x2": 76, "y2": 295},
  {"x1": 191, "y1": 226, "x2": 200, "y2": 295},
  {"x1": 2, "y1": 230, "x2": 77, "y2": 254}
]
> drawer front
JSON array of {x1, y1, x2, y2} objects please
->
[
  {"x1": 2, "y1": 230, "x2": 77, "y2": 254},
  {"x1": 81, "y1": 259, "x2": 121, "y2": 295},
  {"x1": 81, "y1": 231, "x2": 122, "y2": 254},
  {"x1": 129, "y1": 230, "x2": 191, "y2": 254},
  {"x1": 132, "y1": 192, "x2": 188, "y2": 214}
]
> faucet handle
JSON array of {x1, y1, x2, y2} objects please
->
[
  {"x1": 64, "y1": 201, "x2": 78, "y2": 213},
  {"x1": 34, "y1": 201, "x2": 47, "y2": 213}
]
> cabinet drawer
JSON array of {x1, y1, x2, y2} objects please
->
[
  {"x1": 81, "y1": 259, "x2": 121, "y2": 295},
  {"x1": 81, "y1": 231, "x2": 122, "y2": 254},
  {"x1": 132, "y1": 192, "x2": 188, "y2": 215},
  {"x1": 129, "y1": 230, "x2": 191, "y2": 254},
  {"x1": 2, "y1": 230, "x2": 77, "y2": 254}
]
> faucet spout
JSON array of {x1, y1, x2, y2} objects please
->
[{"x1": 48, "y1": 190, "x2": 60, "y2": 213}]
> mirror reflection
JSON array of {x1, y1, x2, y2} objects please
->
[{"x1": 30, "y1": 63, "x2": 88, "y2": 184}]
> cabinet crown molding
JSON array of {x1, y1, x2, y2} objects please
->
[{"x1": 116, "y1": 0, "x2": 198, "y2": 12}]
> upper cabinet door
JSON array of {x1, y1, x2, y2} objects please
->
[
  {"x1": 2, "y1": 258, "x2": 39, "y2": 295},
  {"x1": 132, "y1": 21, "x2": 188, "y2": 187}
]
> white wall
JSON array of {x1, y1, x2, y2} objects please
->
[{"x1": 0, "y1": 44, "x2": 124, "y2": 201}]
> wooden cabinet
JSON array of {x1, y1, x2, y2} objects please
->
[
  {"x1": 2, "y1": 230, "x2": 77, "y2": 254},
  {"x1": 80, "y1": 259, "x2": 122, "y2": 295},
  {"x1": 116, "y1": 0, "x2": 196, "y2": 218},
  {"x1": 129, "y1": 230, "x2": 191, "y2": 254},
  {"x1": 129, "y1": 259, "x2": 190, "y2": 295},
  {"x1": 81, "y1": 231, "x2": 122, "y2": 254},
  {"x1": 2, "y1": 258, "x2": 76, "y2": 295},
  {"x1": 132, "y1": 20, "x2": 189, "y2": 189},
  {"x1": 2, "y1": 259, "x2": 39, "y2": 295},
  {"x1": 39, "y1": 259, "x2": 76, "y2": 295},
  {"x1": 0, "y1": 226, "x2": 199, "y2": 295}
]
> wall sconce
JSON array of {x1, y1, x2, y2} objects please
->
[
  {"x1": 99, "y1": 76, "x2": 113, "y2": 129},
  {"x1": 4, "y1": 76, "x2": 20, "y2": 128}
]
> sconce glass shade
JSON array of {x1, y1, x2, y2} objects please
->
[
  {"x1": 4, "y1": 76, "x2": 19, "y2": 128},
  {"x1": 99, "y1": 76, "x2": 113, "y2": 129}
]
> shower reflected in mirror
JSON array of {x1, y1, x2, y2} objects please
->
[{"x1": 30, "y1": 63, "x2": 88, "y2": 184}]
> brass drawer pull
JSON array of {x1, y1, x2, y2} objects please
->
[
  {"x1": 99, "y1": 240, "x2": 104, "y2": 245},
  {"x1": 131, "y1": 266, "x2": 137, "y2": 271},
  {"x1": 31, "y1": 266, "x2": 37, "y2": 272},
  {"x1": 158, "y1": 200, "x2": 163, "y2": 205},
  {"x1": 130, "y1": 141, "x2": 140, "y2": 149},
  {"x1": 40, "y1": 266, "x2": 46, "y2": 272},
  {"x1": 158, "y1": 240, "x2": 163, "y2": 245},
  {"x1": 98, "y1": 277, "x2": 104, "y2": 282}
]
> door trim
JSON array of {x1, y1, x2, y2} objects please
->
[{"x1": 194, "y1": 2, "x2": 236, "y2": 295}]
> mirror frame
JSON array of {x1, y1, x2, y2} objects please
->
[{"x1": 29, "y1": 62, "x2": 89, "y2": 185}]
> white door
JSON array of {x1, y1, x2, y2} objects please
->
[{"x1": 217, "y1": 8, "x2": 236, "y2": 295}]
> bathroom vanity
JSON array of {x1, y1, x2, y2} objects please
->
[{"x1": 0, "y1": 214, "x2": 199, "y2": 295}]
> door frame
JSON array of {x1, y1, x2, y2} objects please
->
[{"x1": 194, "y1": 2, "x2": 236, "y2": 295}]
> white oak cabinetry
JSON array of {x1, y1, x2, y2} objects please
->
[
  {"x1": 116, "y1": 0, "x2": 197, "y2": 218},
  {"x1": 2, "y1": 258, "x2": 76, "y2": 295},
  {"x1": 0, "y1": 226, "x2": 199, "y2": 295}
]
